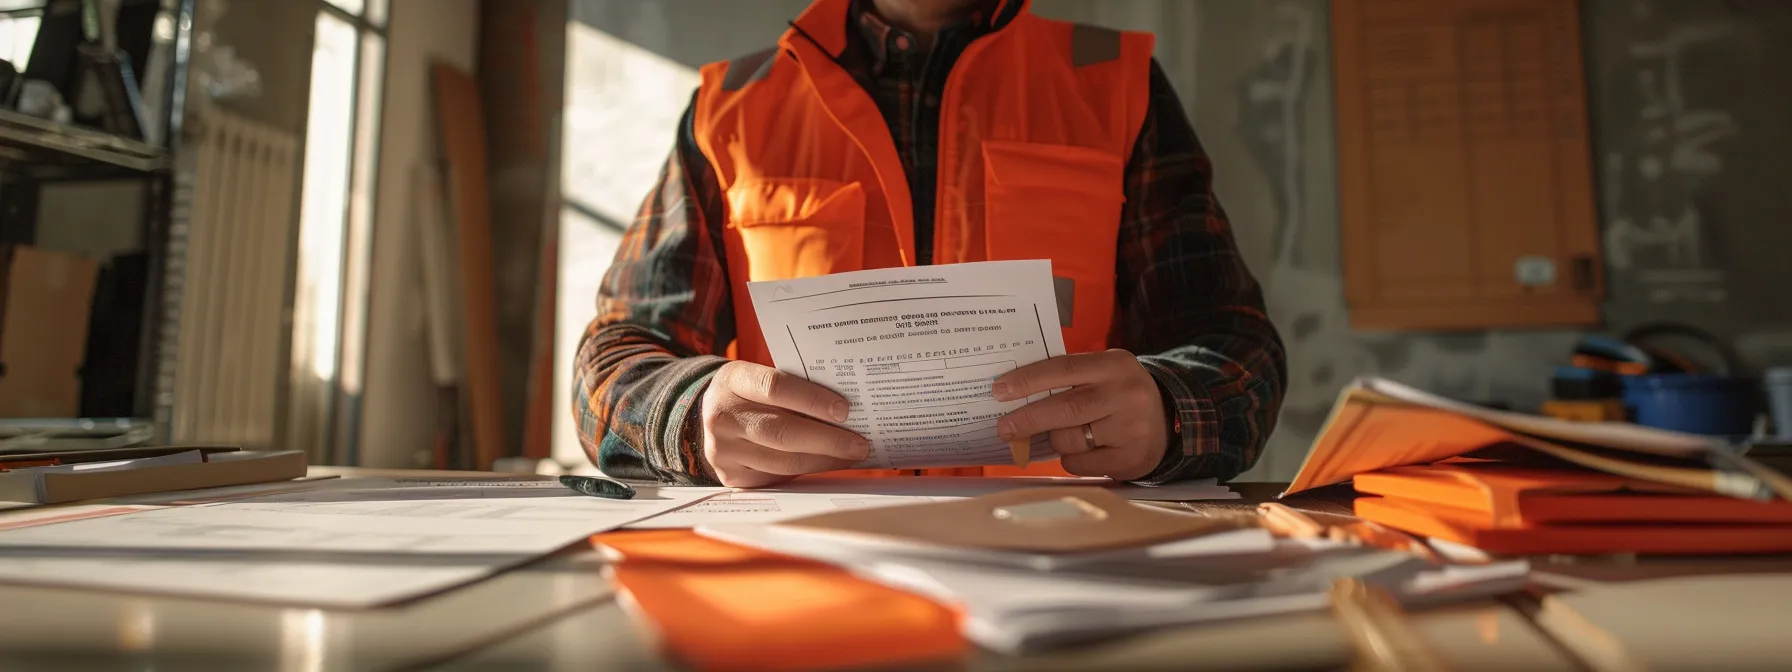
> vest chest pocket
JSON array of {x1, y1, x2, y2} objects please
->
[
  {"x1": 726, "y1": 177, "x2": 867, "y2": 282},
  {"x1": 981, "y1": 140, "x2": 1124, "y2": 349}
]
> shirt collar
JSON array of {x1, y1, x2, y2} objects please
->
[{"x1": 849, "y1": 0, "x2": 992, "y2": 73}]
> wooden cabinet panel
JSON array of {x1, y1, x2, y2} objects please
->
[{"x1": 1334, "y1": 0, "x2": 1604, "y2": 330}]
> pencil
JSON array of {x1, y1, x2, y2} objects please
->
[
  {"x1": 1010, "y1": 438, "x2": 1030, "y2": 467},
  {"x1": 1258, "y1": 502, "x2": 1326, "y2": 538}
]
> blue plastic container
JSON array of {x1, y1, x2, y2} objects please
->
[
  {"x1": 1622, "y1": 374, "x2": 1758, "y2": 436},
  {"x1": 1766, "y1": 367, "x2": 1792, "y2": 439}
]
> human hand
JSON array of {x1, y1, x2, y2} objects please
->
[
  {"x1": 701, "y1": 360, "x2": 870, "y2": 488},
  {"x1": 992, "y1": 349, "x2": 1169, "y2": 481}
]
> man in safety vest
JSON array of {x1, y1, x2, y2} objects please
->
[{"x1": 574, "y1": 0, "x2": 1286, "y2": 488}]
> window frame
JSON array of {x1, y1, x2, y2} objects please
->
[{"x1": 290, "y1": 0, "x2": 388, "y2": 465}]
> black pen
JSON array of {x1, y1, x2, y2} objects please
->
[{"x1": 559, "y1": 475, "x2": 637, "y2": 500}]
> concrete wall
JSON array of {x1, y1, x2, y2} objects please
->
[
  {"x1": 358, "y1": 0, "x2": 481, "y2": 467},
  {"x1": 560, "y1": 0, "x2": 1792, "y2": 480},
  {"x1": 1038, "y1": 0, "x2": 1594, "y2": 480}
]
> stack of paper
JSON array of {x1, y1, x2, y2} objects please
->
[
  {"x1": 0, "y1": 478, "x2": 715, "y2": 607},
  {"x1": 1291, "y1": 377, "x2": 1792, "y2": 555},
  {"x1": 1352, "y1": 462, "x2": 1792, "y2": 555},
  {"x1": 0, "y1": 447, "x2": 308, "y2": 507},
  {"x1": 700, "y1": 522, "x2": 1527, "y2": 652}
]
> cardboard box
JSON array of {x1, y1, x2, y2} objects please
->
[{"x1": 0, "y1": 245, "x2": 100, "y2": 418}]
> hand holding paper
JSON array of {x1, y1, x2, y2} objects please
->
[
  {"x1": 745, "y1": 260, "x2": 1067, "y2": 471},
  {"x1": 701, "y1": 360, "x2": 872, "y2": 488},
  {"x1": 993, "y1": 349, "x2": 1169, "y2": 481}
]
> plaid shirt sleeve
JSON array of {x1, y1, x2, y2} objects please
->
[
  {"x1": 1120, "y1": 60, "x2": 1288, "y2": 485},
  {"x1": 572, "y1": 92, "x2": 730, "y2": 485}
]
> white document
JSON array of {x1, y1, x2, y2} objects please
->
[
  {"x1": 747, "y1": 260, "x2": 1067, "y2": 469},
  {"x1": 700, "y1": 522, "x2": 1281, "y2": 571},
  {"x1": 0, "y1": 480, "x2": 714, "y2": 607},
  {"x1": 0, "y1": 503, "x2": 162, "y2": 531},
  {"x1": 702, "y1": 522, "x2": 1529, "y2": 652}
]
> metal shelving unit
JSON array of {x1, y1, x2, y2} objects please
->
[
  {"x1": 0, "y1": 0, "x2": 195, "y2": 447},
  {"x1": 0, "y1": 107, "x2": 167, "y2": 177}
]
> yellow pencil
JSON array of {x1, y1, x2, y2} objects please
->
[{"x1": 1010, "y1": 438, "x2": 1030, "y2": 467}]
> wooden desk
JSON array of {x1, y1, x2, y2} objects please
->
[
  {"x1": 448, "y1": 591, "x2": 1571, "y2": 672},
  {"x1": 448, "y1": 480, "x2": 1573, "y2": 672},
  {"x1": 0, "y1": 470, "x2": 1783, "y2": 670}
]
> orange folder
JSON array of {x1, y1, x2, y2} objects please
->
[
  {"x1": 1353, "y1": 463, "x2": 1792, "y2": 528},
  {"x1": 594, "y1": 530, "x2": 965, "y2": 672},
  {"x1": 1354, "y1": 496, "x2": 1792, "y2": 556},
  {"x1": 1284, "y1": 378, "x2": 1792, "y2": 500}
]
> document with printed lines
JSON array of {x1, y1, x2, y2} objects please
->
[{"x1": 747, "y1": 260, "x2": 1066, "y2": 470}]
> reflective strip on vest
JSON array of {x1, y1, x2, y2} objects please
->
[{"x1": 1070, "y1": 23, "x2": 1121, "y2": 66}]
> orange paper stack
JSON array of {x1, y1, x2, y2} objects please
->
[{"x1": 1285, "y1": 377, "x2": 1792, "y2": 556}]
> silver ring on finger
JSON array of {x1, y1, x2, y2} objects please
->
[{"x1": 1082, "y1": 423, "x2": 1097, "y2": 450}]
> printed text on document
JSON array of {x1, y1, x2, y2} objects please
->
[{"x1": 747, "y1": 260, "x2": 1068, "y2": 470}]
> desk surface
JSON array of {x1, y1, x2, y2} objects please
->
[{"x1": 0, "y1": 468, "x2": 1785, "y2": 671}]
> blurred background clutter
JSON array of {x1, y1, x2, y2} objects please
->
[{"x1": 1, "y1": 0, "x2": 1788, "y2": 481}]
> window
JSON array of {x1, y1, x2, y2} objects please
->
[
  {"x1": 551, "y1": 21, "x2": 699, "y2": 471},
  {"x1": 290, "y1": 0, "x2": 386, "y2": 464},
  {"x1": 0, "y1": 8, "x2": 39, "y2": 69}
]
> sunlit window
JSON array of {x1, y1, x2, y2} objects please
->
[
  {"x1": 551, "y1": 22, "x2": 700, "y2": 472},
  {"x1": 297, "y1": 13, "x2": 357, "y2": 383},
  {"x1": 0, "y1": 10, "x2": 41, "y2": 69},
  {"x1": 292, "y1": 0, "x2": 386, "y2": 462}
]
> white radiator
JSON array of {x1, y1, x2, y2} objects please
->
[{"x1": 173, "y1": 109, "x2": 299, "y2": 447}]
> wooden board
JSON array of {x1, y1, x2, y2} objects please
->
[
  {"x1": 1333, "y1": 0, "x2": 1604, "y2": 330},
  {"x1": 522, "y1": 237, "x2": 556, "y2": 460},
  {"x1": 478, "y1": 0, "x2": 557, "y2": 462},
  {"x1": 430, "y1": 62, "x2": 506, "y2": 470}
]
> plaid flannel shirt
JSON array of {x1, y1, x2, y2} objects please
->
[{"x1": 573, "y1": 3, "x2": 1286, "y2": 485}]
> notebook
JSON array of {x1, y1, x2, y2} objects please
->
[
  {"x1": 1354, "y1": 495, "x2": 1792, "y2": 556},
  {"x1": 1353, "y1": 462, "x2": 1792, "y2": 527}
]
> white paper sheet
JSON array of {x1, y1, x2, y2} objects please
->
[
  {"x1": 0, "y1": 480, "x2": 715, "y2": 607},
  {"x1": 701, "y1": 522, "x2": 1530, "y2": 652},
  {"x1": 699, "y1": 522, "x2": 1281, "y2": 571},
  {"x1": 746, "y1": 260, "x2": 1067, "y2": 469}
]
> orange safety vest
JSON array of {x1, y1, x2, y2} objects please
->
[{"x1": 691, "y1": 0, "x2": 1155, "y2": 479}]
